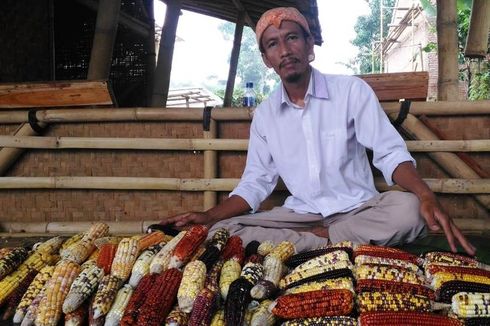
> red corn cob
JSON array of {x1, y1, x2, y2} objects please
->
[
  {"x1": 356, "y1": 279, "x2": 435, "y2": 300},
  {"x1": 354, "y1": 244, "x2": 421, "y2": 265},
  {"x1": 188, "y1": 287, "x2": 219, "y2": 326},
  {"x1": 221, "y1": 235, "x2": 244, "y2": 264},
  {"x1": 120, "y1": 273, "x2": 158, "y2": 326},
  {"x1": 169, "y1": 225, "x2": 208, "y2": 268},
  {"x1": 96, "y1": 243, "x2": 118, "y2": 275},
  {"x1": 358, "y1": 311, "x2": 463, "y2": 326},
  {"x1": 136, "y1": 268, "x2": 183, "y2": 326}
]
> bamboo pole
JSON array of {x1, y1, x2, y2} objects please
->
[
  {"x1": 0, "y1": 136, "x2": 489, "y2": 152},
  {"x1": 393, "y1": 113, "x2": 490, "y2": 209},
  {"x1": 203, "y1": 118, "x2": 218, "y2": 209},
  {"x1": 87, "y1": 0, "x2": 121, "y2": 80},
  {"x1": 464, "y1": 0, "x2": 490, "y2": 58},
  {"x1": 0, "y1": 176, "x2": 488, "y2": 193},
  {"x1": 145, "y1": 0, "x2": 156, "y2": 106},
  {"x1": 224, "y1": 12, "x2": 245, "y2": 107},
  {"x1": 0, "y1": 101, "x2": 489, "y2": 124},
  {"x1": 437, "y1": 0, "x2": 460, "y2": 101}
]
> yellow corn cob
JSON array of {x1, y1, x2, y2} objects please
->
[
  {"x1": 35, "y1": 260, "x2": 81, "y2": 326},
  {"x1": 165, "y1": 305, "x2": 190, "y2": 326},
  {"x1": 257, "y1": 241, "x2": 274, "y2": 256},
  {"x1": 128, "y1": 243, "x2": 163, "y2": 287},
  {"x1": 94, "y1": 236, "x2": 122, "y2": 249},
  {"x1": 451, "y1": 292, "x2": 490, "y2": 318},
  {"x1": 291, "y1": 250, "x2": 351, "y2": 274},
  {"x1": 355, "y1": 254, "x2": 421, "y2": 274},
  {"x1": 241, "y1": 262, "x2": 265, "y2": 285},
  {"x1": 13, "y1": 265, "x2": 54, "y2": 323},
  {"x1": 92, "y1": 274, "x2": 123, "y2": 319},
  {"x1": 82, "y1": 222, "x2": 110, "y2": 242},
  {"x1": 104, "y1": 284, "x2": 134, "y2": 326},
  {"x1": 219, "y1": 257, "x2": 242, "y2": 300},
  {"x1": 285, "y1": 277, "x2": 355, "y2": 294},
  {"x1": 137, "y1": 230, "x2": 166, "y2": 251},
  {"x1": 357, "y1": 291, "x2": 432, "y2": 313},
  {"x1": 178, "y1": 260, "x2": 207, "y2": 313},
  {"x1": 36, "y1": 236, "x2": 65, "y2": 255},
  {"x1": 150, "y1": 230, "x2": 186, "y2": 274},
  {"x1": 250, "y1": 299, "x2": 275, "y2": 326},
  {"x1": 251, "y1": 255, "x2": 286, "y2": 299},
  {"x1": 210, "y1": 309, "x2": 225, "y2": 326},
  {"x1": 63, "y1": 264, "x2": 104, "y2": 313},
  {"x1": 431, "y1": 271, "x2": 490, "y2": 290},
  {"x1": 244, "y1": 304, "x2": 255, "y2": 325},
  {"x1": 110, "y1": 237, "x2": 139, "y2": 282},
  {"x1": 280, "y1": 260, "x2": 352, "y2": 290},
  {"x1": 269, "y1": 241, "x2": 296, "y2": 261},
  {"x1": 61, "y1": 233, "x2": 84, "y2": 250},
  {"x1": 356, "y1": 264, "x2": 426, "y2": 286}
]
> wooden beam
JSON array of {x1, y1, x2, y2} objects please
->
[
  {"x1": 230, "y1": 0, "x2": 255, "y2": 29},
  {"x1": 151, "y1": 0, "x2": 182, "y2": 107},
  {"x1": 357, "y1": 72, "x2": 428, "y2": 101},
  {"x1": 87, "y1": 0, "x2": 122, "y2": 80},
  {"x1": 224, "y1": 12, "x2": 245, "y2": 107},
  {"x1": 145, "y1": 0, "x2": 156, "y2": 106},
  {"x1": 464, "y1": 0, "x2": 490, "y2": 58},
  {"x1": 437, "y1": 0, "x2": 459, "y2": 101}
]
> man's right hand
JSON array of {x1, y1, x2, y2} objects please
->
[{"x1": 160, "y1": 211, "x2": 213, "y2": 228}]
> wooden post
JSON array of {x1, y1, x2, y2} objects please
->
[
  {"x1": 87, "y1": 0, "x2": 122, "y2": 80},
  {"x1": 151, "y1": 0, "x2": 181, "y2": 107},
  {"x1": 464, "y1": 0, "x2": 490, "y2": 58},
  {"x1": 224, "y1": 12, "x2": 245, "y2": 107},
  {"x1": 203, "y1": 118, "x2": 218, "y2": 210},
  {"x1": 436, "y1": 0, "x2": 460, "y2": 101},
  {"x1": 145, "y1": 0, "x2": 156, "y2": 106}
]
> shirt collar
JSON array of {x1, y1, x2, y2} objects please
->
[{"x1": 279, "y1": 68, "x2": 329, "y2": 109}]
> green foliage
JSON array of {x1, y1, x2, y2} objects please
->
[
  {"x1": 352, "y1": 0, "x2": 396, "y2": 74},
  {"x1": 468, "y1": 63, "x2": 490, "y2": 100}
]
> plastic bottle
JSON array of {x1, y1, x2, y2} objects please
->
[{"x1": 242, "y1": 82, "x2": 256, "y2": 107}]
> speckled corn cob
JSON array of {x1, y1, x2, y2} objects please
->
[
  {"x1": 280, "y1": 260, "x2": 352, "y2": 290},
  {"x1": 357, "y1": 291, "x2": 432, "y2": 313},
  {"x1": 63, "y1": 263, "x2": 104, "y2": 313},
  {"x1": 149, "y1": 230, "x2": 186, "y2": 273},
  {"x1": 282, "y1": 316, "x2": 358, "y2": 325},
  {"x1": 269, "y1": 241, "x2": 296, "y2": 261},
  {"x1": 241, "y1": 261, "x2": 265, "y2": 285},
  {"x1": 84, "y1": 222, "x2": 110, "y2": 242},
  {"x1": 169, "y1": 225, "x2": 208, "y2": 269},
  {"x1": 19, "y1": 282, "x2": 47, "y2": 326},
  {"x1": 431, "y1": 271, "x2": 490, "y2": 290},
  {"x1": 355, "y1": 254, "x2": 421, "y2": 274},
  {"x1": 424, "y1": 251, "x2": 480, "y2": 268},
  {"x1": 104, "y1": 284, "x2": 133, "y2": 326},
  {"x1": 250, "y1": 299, "x2": 276, "y2": 326},
  {"x1": 354, "y1": 244, "x2": 422, "y2": 265},
  {"x1": 356, "y1": 279, "x2": 435, "y2": 300},
  {"x1": 91, "y1": 274, "x2": 123, "y2": 319},
  {"x1": 291, "y1": 250, "x2": 351, "y2": 274},
  {"x1": 88, "y1": 293, "x2": 105, "y2": 326},
  {"x1": 286, "y1": 277, "x2": 355, "y2": 294},
  {"x1": 210, "y1": 309, "x2": 225, "y2": 326},
  {"x1": 358, "y1": 312, "x2": 463, "y2": 326},
  {"x1": 204, "y1": 259, "x2": 224, "y2": 292},
  {"x1": 13, "y1": 265, "x2": 54, "y2": 323},
  {"x1": 64, "y1": 300, "x2": 88, "y2": 326},
  {"x1": 286, "y1": 246, "x2": 354, "y2": 269},
  {"x1": 271, "y1": 289, "x2": 354, "y2": 319},
  {"x1": 0, "y1": 247, "x2": 29, "y2": 280},
  {"x1": 257, "y1": 240, "x2": 274, "y2": 256},
  {"x1": 110, "y1": 238, "x2": 139, "y2": 282},
  {"x1": 451, "y1": 292, "x2": 490, "y2": 318},
  {"x1": 219, "y1": 257, "x2": 242, "y2": 300},
  {"x1": 1, "y1": 269, "x2": 37, "y2": 321},
  {"x1": 425, "y1": 264, "x2": 490, "y2": 280},
  {"x1": 208, "y1": 228, "x2": 230, "y2": 251},
  {"x1": 137, "y1": 230, "x2": 166, "y2": 251},
  {"x1": 251, "y1": 255, "x2": 286, "y2": 299},
  {"x1": 356, "y1": 264, "x2": 426, "y2": 286},
  {"x1": 438, "y1": 280, "x2": 490, "y2": 303},
  {"x1": 35, "y1": 260, "x2": 81, "y2": 326},
  {"x1": 166, "y1": 306, "x2": 190, "y2": 326},
  {"x1": 178, "y1": 260, "x2": 207, "y2": 313},
  {"x1": 61, "y1": 233, "x2": 84, "y2": 250},
  {"x1": 61, "y1": 223, "x2": 109, "y2": 264},
  {"x1": 128, "y1": 243, "x2": 163, "y2": 287}
]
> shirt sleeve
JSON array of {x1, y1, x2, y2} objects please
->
[
  {"x1": 229, "y1": 109, "x2": 279, "y2": 212},
  {"x1": 350, "y1": 78, "x2": 416, "y2": 186}
]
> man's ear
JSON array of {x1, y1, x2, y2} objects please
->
[{"x1": 261, "y1": 53, "x2": 273, "y2": 68}]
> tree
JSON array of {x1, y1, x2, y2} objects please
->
[{"x1": 352, "y1": 0, "x2": 396, "y2": 74}]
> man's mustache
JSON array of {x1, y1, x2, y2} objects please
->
[{"x1": 279, "y1": 58, "x2": 300, "y2": 69}]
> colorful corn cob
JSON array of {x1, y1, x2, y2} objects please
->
[
  {"x1": 1, "y1": 269, "x2": 37, "y2": 321},
  {"x1": 250, "y1": 299, "x2": 276, "y2": 326},
  {"x1": 210, "y1": 309, "x2": 225, "y2": 326},
  {"x1": 92, "y1": 274, "x2": 123, "y2": 319},
  {"x1": 358, "y1": 311, "x2": 463, "y2": 326},
  {"x1": 13, "y1": 265, "x2": 54, "y2": 323},
  {"x1": 241, "y1": 261, "x2": 265, "y2": 285},
  {"x1": 178, "y1": 260, "x2": 207, "y2": 313},
  {"x1": 356, "y1": 279, "x2": 435, "y2": 300},
  {"x1": 128, "y1": 243, "x2": 163, "y2": 287},
  {"x1": 169, "y1": 225, "x2": 208, "y2": 268},
  {"x1": 355, "y1": 254, "x2": 421, "y2": 274},
  {"x1": 282, "y1": 316, "x2": 358, "y2": 325},
  {"x1": 96, "y1": 243, "x2": 118, "y2": 275},
  {"x1": 35, "y1": 260, "x2": 81, "y2": 326},
  {"x1": 166, "y1": 306, "x2": 190, "y2": 326},
  {"x1": 250, "y1": 255, "x2": 286, "y2": 299},
  {"x1": 221, "y1": 235, "x2": 245, "y2": 263},
  {"x1": 207, "y1": 227, "x2": 230, "y2": 251},
  {"x1": 0, "y1": 247, "x2": 29, "y2": 280},
  {"x1": 64, "y1": 300, "x2": 88, "y2": 326},
  {"x1": 280, "y1": 260, "x2": 353, "y2": 290},
  {"x1": 285, "y1": 246, "x2": 353, "y2": 269},
  {"x1": 219, "y1": 257, "x2": 242, "y2": 300},
  {"x1": 19, "y1": 283, "x2": 47, "y2": 326},
  {"x1": 224, "y1": 277, "x2": 254, "y2": 326},
  {"x1": 355, "y1": 264, "x2": 426, "y2": 286},
  {"x1": 136, "y1": 268, "x2": 183, "y2": 326},
  {"x1": 204, "y1": 259, "x2": 224, "y2": 293},
  {"x1": 88, "y1": 293, "x2": 105, "y2": 326},
  {"x1": 61, "y1": 233, "x2": 84, "y2": 250},
  {"x1": 104, "y1": 284, "x2": 133, "y2": 326},
  {"x1": 425, "y1": 264, "x2": 490, "y2": 280},
  {"x1": 63, "y1": 263, "x2": 104, "y2": 313},
  {"x1": 149, "y1": 230, "x2": 186, "y2": 274},
  {"x1": 424, "y1": 251, "x2": 480, "y2": 268},
  {"x1": 286, "y1": 277, "x2": 355, "y2": 294},
  {"x1": 354, "y1": 244, "x2": 422, "y2": 265},
  {"x1": 93, "y1": 236, "x2": 121, "y2": 249},
  {"x1": 61, "y1": 223, "x2": 109, "y2": 264},
  {"x1": 120, "y1": 273, "x2": 158, "y2": 326},
  {"x1": 188, "y1": 287, "x2": 219, "y2": 326},
  {"x1": 438, "y1": 280, "x2": 490, "y2": 303},
  {"x1": 269, "y1": 240, "x2": 296, "y2": 261},
  {"x1": 137, "y1": 230, "x2": 166, "y2": 251},
  {"x1": 110, "y1": 238, "x2": 139, "y2": 282},
  {"x1": 198, "y1": 246, "x2": 221, "y2": 270},
  {"x1": 256, "y1": 240, "x2": 273, "y2": 256},
  {"x1": 451, "y1": 292, "x2": 490, "y2": 318},
  {"x1": 431, "y1": 271, "x2": 490, "y2": 290},
  {"x1": 357, "y1": 291, "x2": 432, "y2": 313},
  {"x1": 291, "y1": 250, "x2": 351, "y2": 274},
  {"x1": 271, "y1": 289, "x2": 354, "y2": 319}
]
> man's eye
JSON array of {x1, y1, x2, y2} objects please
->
[
  {"x1": 287, "y1": 34, "x2": 298, "y2": 41},
  {"x1": 267, "y1": 41, "x2": 277, "y2": 48}
]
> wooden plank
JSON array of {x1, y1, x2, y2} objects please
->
[
  {"x1": 357, "y1": 71, "x2": 429, "y2": 101},
  {"x1": 0, "y1": 80, "x2": 113, "y2": 108}
]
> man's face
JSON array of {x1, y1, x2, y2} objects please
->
[{"x1": 260, "y1": 21, "x2": 314, "y2": 83}]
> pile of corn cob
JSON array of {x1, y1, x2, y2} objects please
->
[{"x1": 1, "y1": 223, "x2": 490, "y2": 326}]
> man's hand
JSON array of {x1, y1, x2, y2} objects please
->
[
  {"x1": 160, "y1": 211, "x2": 213, "y2": 228},
  {"x1": 419, "y1": 194, "x2": 476, "y2": 256}
]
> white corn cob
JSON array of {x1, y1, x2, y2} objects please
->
[
  {"x1": 150, "y1": 230, "x2": 186, "y2": 274},
  {"x1": 63, "y1": 264, "x2": 104, "y2": 313},
  {"x1": 128, "y1": 243, "x2": 163, "y2": 287},
  {"x1": 291, "y1": 250, "x2": 351, "y2": 274},
  {"x1": 104, "y1": 284, "x2": 133, "y2": 326},
  {"x1": 92, "y1": 274, "x2": 123, "y2": 319}
]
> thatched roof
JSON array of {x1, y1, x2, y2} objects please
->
[{"x1": 159, "y1": 0, "x2": 323, "y2": 46}]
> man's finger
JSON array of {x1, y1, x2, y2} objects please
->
[
  {"x1": 436, "y1": 213, "x2": 457, "y2": 253},
  {"x1": 450, "y1": 223, "x2": 476, "y2": 256},
  {"x1": 420, "y1": 205, "x2": 440, "y2": 231}
]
